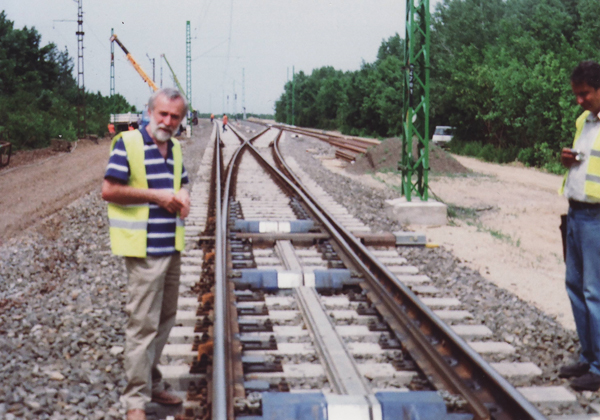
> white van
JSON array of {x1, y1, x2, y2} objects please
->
[{"x1": 432, "y1": 126, "x2": 454, "y2": 147}]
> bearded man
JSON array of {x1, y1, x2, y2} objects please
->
[{"x1": 102, "y1": 88, "x2": 191, "y2": 420}]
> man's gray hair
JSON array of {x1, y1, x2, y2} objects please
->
[{"x1": 148, "y1": 88, "x2": 189, "y2": 115}]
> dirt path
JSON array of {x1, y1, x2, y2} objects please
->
[
  {"x1": 0, "y1": 123, "x2": 211, "y2": 245},
  {"x1": 0, "y1": 139, "x2": 113, "y2": 243},
  {"x1": 421, "y1": 156, "x2": 573, "y2": 329}
]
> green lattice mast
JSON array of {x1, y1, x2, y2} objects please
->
[
  {"x1": 186, "y1": 21, "x2": 192, "y2": 129},
  {"x1": 400, "y1": 0, "x2": 430, "y2": 201}
]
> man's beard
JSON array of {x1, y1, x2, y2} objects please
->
[
  {"x1": 148, "y1": 118, "x2": 173, "y2": 142},
  {"x1": 152, "y1": 124, "x2": 173, "y2": 142}
]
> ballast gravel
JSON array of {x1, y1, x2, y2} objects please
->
[
  {"x1": 0, "y1": 126, "x2": 210, "y2": 420},
  {"x1": 0, "y1": 121, "x2": 593, "y2": 418}
]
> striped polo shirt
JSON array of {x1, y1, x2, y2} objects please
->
[{"x1": 105, "y1": 127, "x2": 189, "y2": 256}]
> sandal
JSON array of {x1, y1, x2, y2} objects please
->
[{"x1": 151, "y1": 390, "x2": 182, "y2": 406}]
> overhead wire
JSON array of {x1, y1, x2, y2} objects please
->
[
  {"x1": 192, "y1": 39, "x2": 229, "y2": 61},
  {"x1": 223, "y1": 0, "x2": 234, "y2": 88},
  {"x1": 84, "y1": 21, "x2": 110, "y2": 54}
]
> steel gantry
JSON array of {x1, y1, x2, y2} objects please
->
[
  {"x1": 400, "y1": 0, "x2": 430, "y2": 201},
  {"x1": 110, "y1": 28, "x2": 115, "y2": 97},
  {"x1": 186, "y1": 21, "x2": 192, "y2": 123},
  {"x1": 75, "y1": 0, "x2": 86, "y2": 139}
]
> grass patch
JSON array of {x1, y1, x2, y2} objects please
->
[
  {"x1": 447, "y1": 203, "x2": 520, "y2": 247},
  {"x1": 447, "y1": 204, "x2": 478, "y2": 221}
]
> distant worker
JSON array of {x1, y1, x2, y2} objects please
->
[
  {"x1": 102, "y1": 88, "x2": 191, "y2": 420},
  {"x1": 223, "y1": 114, "x2": 228, "y2": 132},
  {"x1": 559, "y1": 60, "x2": 600, "y2": 391},
  {"x1": 108, "y1": 123, "x2": 115, "y2": 135},
  {"x1": 210, "y1": 113, "x2": 214, "y2": 123},
  {"x1": 128, "y1": 124, "x2": 135, "y2": 131}
]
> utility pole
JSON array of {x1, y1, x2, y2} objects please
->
[
  {"x1": 146, "y1": 54, "x2": 155, "y2": 83},
  {"x1": 76, "y1": 0, "x2": 86, "y2": 139},
  {"x1": 286, "y1": 67, "x2": 290, "y2": 125},
  {"x1": 400, "y1": 0, "x2": 430, "y2": 201},
  {"x1": 242, "y1": 68, "x2": 246, "y2": 120},
  {"x1": 292, "y1": 66, "x2": 295, "y2": 126},
  {"x1": 233, "y1": 80, "x2": 236, "y2": 120},
  {"x1": 110, "y1": 28, "x2": 115, "y2": 96},
  {"x1": 186, "y1": 21, "x2": 192, "y2": 123}
]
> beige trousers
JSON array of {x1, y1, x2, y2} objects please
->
[{"x1": 122, "y1": 253, "x2": 181, "y2": 411}]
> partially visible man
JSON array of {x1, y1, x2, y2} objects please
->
[
  {"x1": 559, "y1": 60, "x2": 600, "y2": 391},
  {"x1": 102, "y1": 88, "x2": 191, "y2": 420},
  {"x1": 223, "y1": 113, "x2": 228, "y2": 132}
]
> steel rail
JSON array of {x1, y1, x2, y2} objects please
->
[
  {"x1": 269, "y1": 129, "x2": 546, "y2": 420},
  {"x1": 212, "y1": 124, "x2": 228, "y2": 420},
  {"x1": 295, "y1": 286, "x2": 372, "y2": 395},
  {"x1": 216, "y1": 126, "x2": 258, "y2": 420}
]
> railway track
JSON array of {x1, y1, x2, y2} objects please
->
[{"x1": 153, "y1": 121, "x2": 587, "y2": 420}]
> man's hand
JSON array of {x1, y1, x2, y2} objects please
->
[
  {"x1": 153, "y1": 190, "x2": 184, "y2": 214},
  {"x1": 175, "y1": 189, "x2": 191, "y2": 219},
  {"x1": 561, "y1": 148, "x2": 579, "y2": 168}
]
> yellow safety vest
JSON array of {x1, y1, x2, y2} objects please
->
[
  {"x1": 107, "y1": 130, "x2": 185, "y2": 257},
  {"x1": 560, "y1": 111, "x2": 600, "y2": 199}
]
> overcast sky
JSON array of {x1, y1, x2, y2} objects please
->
[{"x1": 1, "y1": 0, "x2": 442, "y2": 115}]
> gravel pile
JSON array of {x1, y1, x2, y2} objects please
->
[
  {"x1": 0, "y1": 127, "x2": 210, "y2": 420},
  {"x1": 0, "y1": 194, "x2": 127, "y2": 420},
  {"x1": 279, "y1": 130, "x2": 595, "y2": 416}
]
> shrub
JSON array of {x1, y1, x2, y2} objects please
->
[{"x1": 517, "y1": 147, "x2": 535, "y2": 166}]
